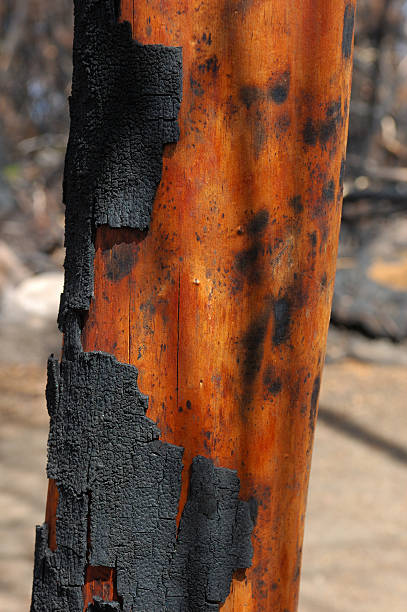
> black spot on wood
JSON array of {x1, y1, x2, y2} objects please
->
[
  {"x1": 292, "y1": 546, "x2": 302, "y2": 583},
  {"x1": 289, "y1": 195, "x2": 304, "y2": 214},
  {"x1": 339, "y1": 157, "x2": 346, "y2": 191},
  {"x1": 235, "y1": 245, "x2": 260, "y2": 276},
  {"x1": 223, "y1": 0, "x2": 253, "y2": 20},
  {"x1": 263, "y1": 366, "x2": 282, "y2": 397},
  {"x1": 241, "y1": 303, "x2": 272, "y2": 392},
  {"x1": 274, "y1": 112, "x2": 291, "y2": 139},
  {"x1": 322, "y1": 179, "x2": 335, "y2": 202},
  {"x1": 309, "y1": 231, "x2": 317, "y2": 248},
  {"x1": 59, "y1": 0, "x2": 182, "y2": 342},
  {"x1": 319, "y1": 117, "x2": 337, "y2": 146},
  {"x1": 202, "y1": 32, "x2": 212, "y2": 46},
  {"x1": 272, "y1": 297, "x2": 292, "y2": 346},
  {"x1": 303, "y1": 118, "x2": 318, "y2": 146},
  {"x1": 190, "y1": 76, "x2": 204, "y2": 96},
  {"x1": 247, "y1": 210, "x2": 269, "y2": 235},
  {"x1": 198, "y1": 54, "x2": 220, "y2": 75},
  {"x1": 303, "y1": 100, "x2": 343, "y2": 148},
  {"x1": 342, "y1": 3, "x2": 355, "y2": 59},
  {"x1": 31, "y1": 353, "x2": 254, "y2": 610},
  {"x1": 105, "y1": 242, "x2": 135, "y2": 281},
  {"x1": 309, "y1": 375, "x2": 321, "y2": 432},
  {"x1": 239, "y1": 85, "x2": 261, "y2": 109},
  {"x1": 308, "y1": 231, "x2": 317, "y2": 262},
  {"x1": 268, "y1": 71, "x2": 290, "y2": 105},
  {"x1": 320, "y1": 100, "x2": 342, "y2": 146}
]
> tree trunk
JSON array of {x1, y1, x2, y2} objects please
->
[{"x1": 32, "y1": 1, "x2": 356, "y2": 611}]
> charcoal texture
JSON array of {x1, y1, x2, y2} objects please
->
[
  {"x1": 166, "y1": 456, "x2": 254, "y2": 611},
  {"x1": 58, "y1": 0, "x2": 182, "y2": 338},
  {"x1": 31, "y1": 353, "x2": 254, "y2": 610},
  {"x1": 31, "y1": 523, "x2": 84, "y2": 612}
]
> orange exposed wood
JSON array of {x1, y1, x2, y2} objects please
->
[
  {"x1": 46, "y1": 1, "x2": 356, "y2": 610},
  {"x1": 44, "y1": 478, "x2": 58, "y2": 551}
]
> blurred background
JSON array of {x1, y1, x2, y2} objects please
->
[{"x1": 0, "y1": 1, "x2": 406, "y2": 610}]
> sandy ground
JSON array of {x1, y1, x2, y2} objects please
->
[{"x1": 0, "y1": 338, "x2": 406, "y2": 611}]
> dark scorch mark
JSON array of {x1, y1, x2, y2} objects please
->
[
  {"x1": 105, "y1": 241, "x2": 135, "y2": 281},
  {"x1": 302, "y1": 100, "x2": 343, "y2": 148},
  {"x1": 322, "y1": 179, "x2": 335, "y2": 203},
  {"x1": 263, "y1": 366, "x2": 282, "y2": 397},
  {"x1": 272, "y1": 297, "x2": 292, "y2": 346},
  {"x1": 303, "y1": 118, "x2": 318, "y2": 146},
  {"x1": 235, "y1": 245, "x2": 260, "y2": 276},
  {"x1": 342, "y1": 3, "x2": 355, "y2": 59},
  {"x1": 309, "y1": 375, "x2": 321, "y2": 432},
  {"x1": 190, "y1": 76, "x2": 204, "y2": 96},
  {"x1": 289, "y1": 195, "x2": 304, "y2": 214},
  {"x1": 239, "y1": 84, "x2": 262, "y2": 109},
  {"x1": 339, "y1": 157, "x2": 346, "y2": 191},
  {"x1": 247, "y1": 209, "x2": 270, "y2": 235},
  {"x1": 242, "y1": 307, "x2": 272, "y2": 384},
  {"x1": 198, "y1": 54, "x2": 220, "y2": 75},
  {"x1": 268, "y1": 71, "x2": 290, "y2": 105}
]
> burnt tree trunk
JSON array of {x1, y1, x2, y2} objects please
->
[{"x1": 31, "y1": 1, "x2": 356, "y2": 611}]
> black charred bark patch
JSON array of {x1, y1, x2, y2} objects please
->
[
  {"x1": 31, "y1": 354, "x2": 254, "y2": 611},
  {"x1": 59, "y1": 0, "x2": 182, "y2": 340},
  {"x1": 167, "y1": 456, "x2": 254, "y2": 610}
]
